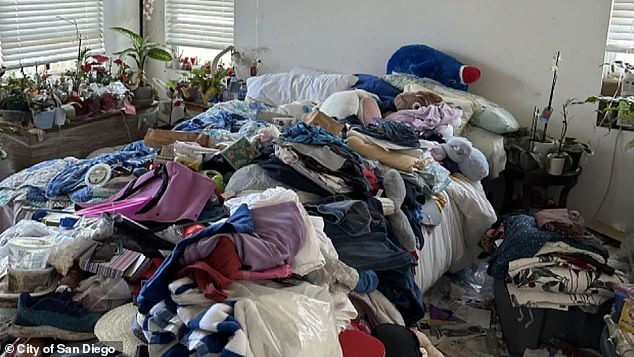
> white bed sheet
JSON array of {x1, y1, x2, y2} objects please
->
[{"x1": 415, "y1": 175, "x2": 497, "y2": 293}]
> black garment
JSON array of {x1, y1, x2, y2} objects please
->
[
  {"x1": 441, "y1": 158, "x2": 461, "y2": 174},
  {"x1": 378, "y1": 99, "x2": 397, "y2": 116},
  {"x1": 402, "y1": 180, "x2": 426, "y2": 249},
  {"x1": 358, "y1": 121, "x2": 420, "y2": 148},
  {"x1": 372, "y1": 323, "x2": 422, "y2": 357},
  {"x1": 257, "y1": 156, "x2": 332, "y2": 197},
  {"x1": 419, "y1": 128, "x2": 445, "y2": 143},
  {"x1": 340, "y1": 114, "x2": 364, "y2": 126}
]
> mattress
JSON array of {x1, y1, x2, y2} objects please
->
[{"x1": 415, "y1": 175, "x2": 497, "y2": 293}]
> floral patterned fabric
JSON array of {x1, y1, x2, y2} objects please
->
[{"x1": 511, "y1": 259, "x2": 625, "y2": 294}]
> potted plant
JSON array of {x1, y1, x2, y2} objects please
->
[
  {"x1": 583, "y1": 95, "x2": 634, "y2": 151},
  {"x1": 504, "y1": 127, "x2": 546, "y2": 170},
  {"x1": 185, "y1": 64, "x2": 228, "y2": 105},
  {"x1": 110, "y1": 27, "x2": 173, "y2": 107},
  {"x1": 561, "y1": 137, "x2": 594, "y2": 171},
  {"x1": 0, "y1": 73, "x2": 34, "y2": 124},
  {"x1": 30, "y1": 90, "x2": 59, "y2": 130},
  {"x1": 527, "y1": 107, "x2": 555, "y2": 158},
  {"x1": 547, "y1": 99, "x2": 575, "y2": 176}
]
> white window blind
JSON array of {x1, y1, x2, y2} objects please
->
[
  {"x1": 0, "y1": 0, "x2": 104, "y2": 69},
  {"x1": 165, "y1": 0, "x2": 234, "y2": 50},
  {"x1": 607, "y1": 0, "x2": 634, "y2": 52}
]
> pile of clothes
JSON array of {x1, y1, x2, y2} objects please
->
[
  {"x1": 483, "y1": 208, "x2": 627, "y2": 310},
  {"x1": 0, "y1": 82, "x2": 495, "y2": 356}
]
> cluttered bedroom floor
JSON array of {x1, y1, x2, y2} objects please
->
[{"x1": 419, "y1": 216, "x2": 630, "y2": 357}]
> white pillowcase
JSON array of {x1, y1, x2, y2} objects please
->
[{"x1": 246, "y1": 72, "x2": 358, "y2": 106}]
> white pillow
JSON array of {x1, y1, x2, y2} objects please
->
[{"x1": 246, "y1": 72, "x2": 358, "y2": 106}]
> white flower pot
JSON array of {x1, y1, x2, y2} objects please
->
[
  {"x1": 531, "y1": 139, "x2": 555, "y2": 158},
  {"x1": 547, "y1": 153, "x2": 566, "y2": 176}
]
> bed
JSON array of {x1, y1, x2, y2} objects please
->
[
  {"x1": 416, "y1": 175, "x2": 497, "y2": 293},
  {"x1": 0, "y1": 70, "x2": 505, "y2": 297}
]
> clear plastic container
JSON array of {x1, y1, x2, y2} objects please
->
[{"x1": 8, "y1": 237, "x2": 54, "y2": 270}]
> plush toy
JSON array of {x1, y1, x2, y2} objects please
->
[
  {"x1": 394, "y1": 90, "x2": 443, "y2": 110},
  {"x1": 430, "y1": 137, "x2": 489, "y2": 181},
  {"x1": 387, "y1": 44, "x2": 481, "y2": 91},
  {"x1": 318, "y1": 89, "x2": 382, "y2": 124},
  {"x1": 382, "y1": 169, "x2": 417, "y2": 251}
]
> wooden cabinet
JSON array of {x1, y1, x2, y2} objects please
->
[{"x1": 0, "y1": 105, "x2": 158, "y2": 179}]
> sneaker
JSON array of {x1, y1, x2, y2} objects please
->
[{"x1": 15, "y1": 292, "x2": 103, "y2": 333}]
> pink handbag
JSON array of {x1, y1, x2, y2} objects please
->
[{"x1": 78, "y1": 161, "x2": 216, "y2": 223}]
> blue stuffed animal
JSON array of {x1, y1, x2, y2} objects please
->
[
  {"x1": 387, "y1": 44, "x2": 481, "y2": 91},
  {"x1": 430, "y1": 137, "x2": 489, "y2": 181}
]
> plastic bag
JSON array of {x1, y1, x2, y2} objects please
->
[
  {"x1": 0, "y1": 220, "x2": 53, "y2": 258},
  {"x1": 230, "y1": 280, "x2": 343, "y2": 357},
  {"x1": 73, "y1": 275, "x2": 131, "y2": 312}
]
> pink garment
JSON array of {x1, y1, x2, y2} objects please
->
[
  {"x1": 75, "y1": 196, "x2": 152, "y2": 217},
  {"x1": 535, "y1": 208, "x2": 585, "y2": 238},
  {"x1": 234, "y1": 264, "x2": 293, "y2": 280},
  {"x1": 78, "y1": 161, "x2": 216, "y2": 223},
  {"x1": 384, "y1": 103, "x2": 462, "y2": 132}
]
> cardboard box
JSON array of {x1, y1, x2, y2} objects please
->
[{"x1": 601, "y1": 78, "x2": 621, "y2": 96}]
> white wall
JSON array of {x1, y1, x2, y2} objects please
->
[
  {"x1": 103, "y1": 0, "x2": 140, "y2": 55},
  {"x1": 234, "y1": 0, "x2": 634, "y2": 234}
]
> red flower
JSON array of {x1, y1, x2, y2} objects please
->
[
  {"x1": 183, "y1": 57, "x2": 189, "y2": 63},
  {"x1": 90, "y1": 54, "x2": 110, "y2": 63},
  {"x1": 113, "y1": 59, "x2": 123, "y2": 65},
  {"x1": 80, "y1": 64, "x2": 92, "y2": 72},
  {"x1": 191, "y1": 57, "x2": 196, "y2": 65}
]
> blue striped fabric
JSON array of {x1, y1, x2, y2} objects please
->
[{"x1": 143, "y1": 278, "x2": 251, "y2": 356}]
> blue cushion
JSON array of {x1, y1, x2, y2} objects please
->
[{"x1": 353, "y1": 73, "x2": 401, "y2": 101}]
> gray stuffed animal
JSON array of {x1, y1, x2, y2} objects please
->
[
  {"x1": 430, "y1": 137, "x2": 489, "y2": 181},
  {"x1": 382, "y1": 169, "x2": 417, "y2": 251}
]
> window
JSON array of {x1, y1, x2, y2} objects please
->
[
  {"x1": 0, "y1": 0, "x2": 104, "y2": 70},
  {"x1": 607, "y1": 0, "x2": 634, "y2": 53},
  {"x1": 165, "y1": 0, "x2": 234, "y2": 51},
  {"x1": 601, "y1": 1, "x2": 634, "y2": 130},
  {"x1": 605, "y1": 0, "x2": 634, "y2": 69}
]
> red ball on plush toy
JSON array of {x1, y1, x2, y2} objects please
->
[{"x1": 461, "y1": 66, "x2": 481, "y2": 84}]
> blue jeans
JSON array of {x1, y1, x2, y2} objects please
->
[
  {"x1": 305, "y1": 197, "x2": 425, "y2": 326},
  {"x1": 305, "y1": 199, "x2": 414, "y2": 272}
]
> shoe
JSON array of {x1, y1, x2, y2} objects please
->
[{"x1": 15, "y1": 292, "x2": 103, "y2": 333}]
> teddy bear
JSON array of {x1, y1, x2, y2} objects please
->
[
  {"x1": 381, "y1": 169, "x2": 417, "y2": 251},
  {"x1": 387, "y1": 44, "x2": 481, "y2": 91},
  {"x1": 430, "y1": 137, "x2": 489, "y2": 181},
  {"x1": 394, "y1": 90, "x2": 443, "y2": 110}
]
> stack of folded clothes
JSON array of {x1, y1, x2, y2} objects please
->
[{"x1": 484, "y1": 209, "x2": 628, "y2": 311}]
